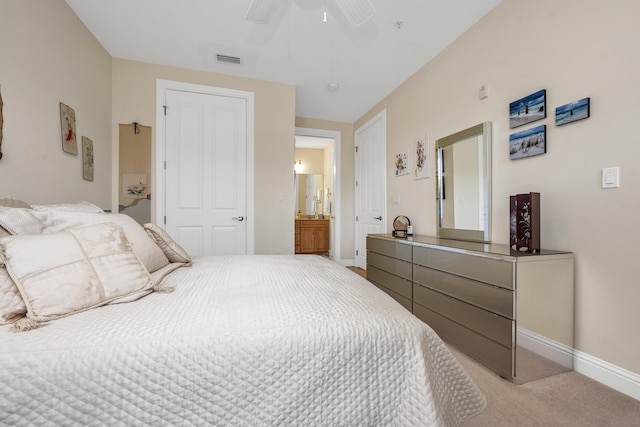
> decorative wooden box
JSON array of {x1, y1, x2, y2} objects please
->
[{"x1": 510, "y1": 192, "x2": 540, "y2": 252}]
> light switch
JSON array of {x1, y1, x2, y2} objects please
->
[
  {"x1": 602, "y1": 167, "x2": 620, "y2": 189},
  {"x1": 277, "y1": 192, "x2": 285, "y2": 203},
  {"x1": 391, "y1": 195, "x2": 400, "y2": 205}
]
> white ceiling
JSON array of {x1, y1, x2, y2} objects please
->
[{"x1": 65, "y1": 0, "x2": 502, "y2": 124}]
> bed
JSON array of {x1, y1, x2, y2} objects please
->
[{"x1": 0, "y1": 198, "x2": 485, "y2": 426}]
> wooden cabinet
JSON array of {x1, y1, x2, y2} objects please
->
[
  {"x1": 367, "y1": 234, "x2": 574, "y2": 384},
  {"x1": 295, "y1": 219, "x2": 329, "y2": 254}
]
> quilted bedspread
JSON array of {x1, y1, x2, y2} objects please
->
[{"x1": 0, "y1": 255, "x2": 485, "y2": 426}]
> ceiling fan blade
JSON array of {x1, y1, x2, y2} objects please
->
[
  {"x1": 245, "y1": 0, "x2": 279, "y2": 24},
  {"x1": 334, "y1": 0, "x2": 376, "y2": 28}
]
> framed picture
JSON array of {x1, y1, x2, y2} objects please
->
[
  {"x1": 509, "y1": 125, "x2": 546, "y2": 160},
  {"x1": 395, "y1": 149, "x2": 409, "y2": 176},
  {"x1": 413, "y1": 134, "x2": 429, "y2": 180},
  {"x1": 556, "y1": 97, "x2": 590, "y2": 126},
  {"x1": 60, "y1": 102, "x2": 78, "y2": 155},
  {"x1": 82, "y1": 136, "x2": 94, "y2": 181},
  {"x1": 509, "y1": 89, "x2": 546, "y2": 129},
  {"x1": 122, "y1": 173, "x2": 147, "y2": 199}
]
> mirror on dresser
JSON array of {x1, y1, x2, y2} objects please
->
[
  {"x1": 436, "y1": 122, "x2": 492, "y2": 243},
  {"x1": 295, "y1": 173, "x2": 324, "y2": 216}
]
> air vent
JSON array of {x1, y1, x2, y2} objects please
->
[{"x1": 216, "y1": 54, "x2": 242, "y2": 65}]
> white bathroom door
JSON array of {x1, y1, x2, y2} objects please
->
[
  {"x1": 163, "y1": 88, "x2": 248, "y2": 256},
  {"x1": 354, "y1": 110, "x2": 387, "y2": 269}
]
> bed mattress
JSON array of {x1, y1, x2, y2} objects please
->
[{"x1": 0, "y1": 255, "x2": 484, "y2": 426}]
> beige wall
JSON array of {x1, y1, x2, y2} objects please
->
[
  {"x1": 356, "y1": 0, "x2": 640, "y2": 375},
  {"x1": 295, "y1": 117, "x2": 355, "y2": 260},
  {"x1": 112, "y1": 59, "x2": 296, "y2": 255},
  {"x1": 0, "y1": 0, "x2": 112, "y2": 207}
]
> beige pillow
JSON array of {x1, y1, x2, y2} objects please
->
[
  {"x1": 35, "y1": 211, "x2": 170, "y2": 274},
  {"x1": 0, "y1": 196, "x2": 32, "y2": 209},
  {"x1": 144, "y1": 223, "x2": 192, "y2": 265},
  {"x1": 32, "y1": 201, "x2": 104, "y2": 213},
  {"x1": 0, "y1": 222, "x2": 154, "y2": 331},
  {"x1": 0, "y1": 267, "x2": 26, "y2": 325}
]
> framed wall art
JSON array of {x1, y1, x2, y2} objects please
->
[
  {"x1": 556, "y1": 97, "x2": 590, "y2": 126},
  {"x1": 82, "y1": 136, "x2": 94, "y2": 181},
  {"x1": 395, "y1": 149, "x2": 409, "y2": 176},
  {"x1": 413, "y1": 134, "x2": 430, "y2": 180},
  {"x1": 509, "y1": 89, "x2": 546, "y2": 129},
  {"x1": 60, "y1": 102, "x2": 78, "y2": 155},
  {"x1": 509, "y1": 125, "x2": 546, "y2": 160}
]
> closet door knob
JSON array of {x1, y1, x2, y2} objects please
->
[{"x1": 373, "y1": 216, "x2": 382, "y2": 220}]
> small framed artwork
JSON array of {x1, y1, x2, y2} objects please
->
[
  {"x1": 509, "y1": 89, "x2": 546, "y2": 129},
  {"x1": 60, "y1": 102, "x2": 78, "y2": 155},
  {"x1": 82, "y1": 136, "x2": 94, "y2": 181},
  {"x1": 413, "y1": 134, "x2": 430, "y2": 180},
  {"x1": 395, "y1": 149, "x2": 409, "y2": 176},
  {"x1": 509, "y1": 125, "x2": 546, "y2": 160},
  {"x1": 556, "y1": 97, "x2": 590, "y2": 126}
]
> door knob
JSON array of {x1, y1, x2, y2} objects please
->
[
  {"x1": 373, "y1": 216, "x2": 382, "y2": 220},
  {"x1": 232, "y1": 216, "x2": 245, "y2": 221}
]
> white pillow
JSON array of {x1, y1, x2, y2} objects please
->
[
  {"x1": 0, "y1": 207, "x2": 45, "y2": 235},
  {"x1": 0, "y1": 267, "x2": 26, "y2": 325},
  {"x1": 143, "y1": 223, "x2": 192, "y2": 265},
  {"x1": 0, "y1": 222, "x2": 154, "y2": 331},
  {"x1": 31, "y1": 201, "x2": 104, "y2": 213},
  {"x1": 35, "y1": 211, "x2": 170, "y2": 274}
]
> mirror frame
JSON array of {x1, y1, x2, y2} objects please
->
[{"x1": 436, "y1": 122, "x2": 492, "y2": 243}]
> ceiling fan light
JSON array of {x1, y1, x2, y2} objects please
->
[
  {"x1": 335, "y1": 0, "x2": 376, "y2": 28},
  {"x1": 245, "y1": 0, "x2": 279, "y2": 24}
]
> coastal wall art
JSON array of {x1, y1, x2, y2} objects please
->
[
  {"x1": 509, "y1": 89, "x2": 546, "y2": 129},
  {"x1": 509, "y1": 125, "x2": 546, "y2": 160},
  {"x1": 556, "y1": 97, "x2": 590, "y2": 126}
]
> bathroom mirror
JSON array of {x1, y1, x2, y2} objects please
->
[
  {"x1": 436, "y1": 122, "x2": 492, "y2": 242},
  {"x1": 295, "y1": 173, "x2": 324, "y2": 215}
]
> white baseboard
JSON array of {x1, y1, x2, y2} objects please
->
[
  {"x1": 573, "y1": 349, "x2": 640, "y2": 401},
  {"x1": 338, "y1": 258, "x2": 355, "y2": 267},
  {"x1": 518, "y1": 329, "x2": 640, "y2": 401},
  {"x1": 518, "y1": 328, "x2": 574, "y2": 369}
]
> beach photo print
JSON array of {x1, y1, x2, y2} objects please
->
[
  {"x1": 509, "y1": 125, "x2": 546, "y2": 160},
  {"x1": 556, "y1": 97, "x2": 590, "y2": 126},
  {"x1": 509, "y1": 89, "x2": 546, "y2": 129}
]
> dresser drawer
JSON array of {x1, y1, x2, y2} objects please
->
[
  {"x1": 413, "y1": 284, "x2": 513, "y2": 348},
  {"x1": 413, "y1": 304, "x2": 513, "y2": 380},
  {"x1": 367, "y1": 237, "x2": 412, "y2": 262},
  {"x1": 413, "y1": 246, "x2": 514, "y2": 289},
  {"x1": 369, "y1": 279, "x2": 412, "y2": 312},
  {"x1": 366, "y1": 265, "x2": 412, "y2": 300},
  {"x1": 413, "y1": 264, "x2": 514, "y2": 319},
  {"x1": 367, "y1": 252, "x2": 412, "y2": 280}
]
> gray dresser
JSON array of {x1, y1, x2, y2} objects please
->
[{"x1": 366, "y1": 234, "x2": 574, "y2": 384}]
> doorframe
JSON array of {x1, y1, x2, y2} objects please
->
[
  {"x1": 155, "y1": 79, "x2": 255, "y2": 254},
  {"x1": 354, "y1": 109, "x2": 387, "y2": 269},
  {"x1": 295, "y1": 127, "x2": 341, "y2": 263}
]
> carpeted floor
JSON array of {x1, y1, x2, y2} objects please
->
[{"x1": 348, "y1": 266, "x2": 640, "y2": 426}]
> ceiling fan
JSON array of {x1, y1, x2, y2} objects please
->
[{"x1": 245, "y1": 0, "x2": 376, "y2": 28}]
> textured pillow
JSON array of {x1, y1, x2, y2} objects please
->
[
  {"x1": 32, "y1": 201, "x2": 104, "y2": 213},
  {"x1": 0, "y1": 196, "x2": 32, "y2": 209},
  {"x1": 35, "y1": 211, "x2": 170, "y2": 274},
  {"x1": 0, "y1": 207, "x2": 46, "y2": 235},
  {"x1": 0, "y1": 267, "x2": 26, "y2": 325},
  {"x1": 0, "y1": 222, "x2": 154, "y2": 331},
  {"x1": 144, "y1": 223, "x2": 192, "y2": 265}
]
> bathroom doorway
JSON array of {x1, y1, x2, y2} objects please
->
[{"x1": 295, "y1": 128, "x2": 341, "y2": 262}]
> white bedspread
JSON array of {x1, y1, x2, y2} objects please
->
[{"x1": 0, "y1": 255, "x2": 485, "y2": 426}]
